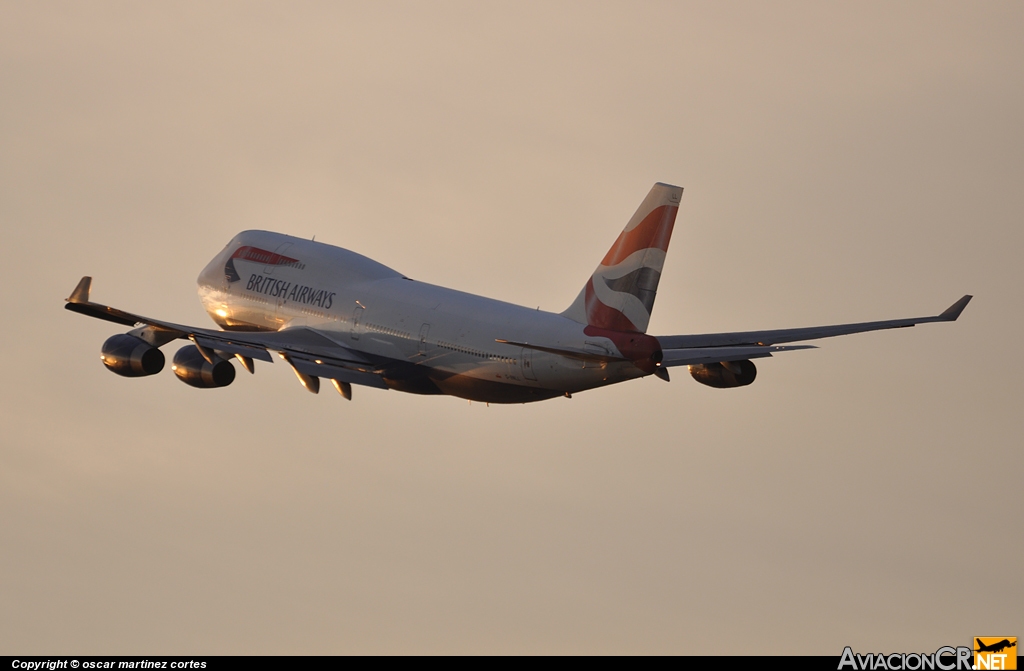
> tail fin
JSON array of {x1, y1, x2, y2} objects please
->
[{"x1": 561, "y1": 182, "x2": 682, "y2": 333}]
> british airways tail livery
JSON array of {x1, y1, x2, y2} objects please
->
[{"x1": 65, "y1": 183, "x2": 972, "y2": 403}]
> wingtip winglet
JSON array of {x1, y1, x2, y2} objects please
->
[
  {"x1": 67, "y1": 276, "x2": 92, "y2": 304},
  {"x1": 939, "y1": 294, "x2": 972, "y2": 321}
]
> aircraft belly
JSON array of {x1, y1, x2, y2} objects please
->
[
  {"x1": 422, "y1": 356, "x2": 644, "y2": 402},
  {"x1": 430, "y1": 373, "x2": 562, "y2": 404}
]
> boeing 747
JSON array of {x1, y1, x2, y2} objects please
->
[{"x1": 64, "y1": 183, "x2": 971, "y2": 403}]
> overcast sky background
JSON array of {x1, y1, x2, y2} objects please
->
[{"x1": 2, "y1": 1, "x2": 1021, "y2": 655}]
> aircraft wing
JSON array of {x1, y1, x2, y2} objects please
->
[
  {"x1": 655, "y1": 295, "x2": 972, "y2": 350},
  {"x1": 64, "y1": 276, "x2": 389, "y2": 390},
  {"x1": 659, "y1": 344, "x2": 817, "y2": 367}
]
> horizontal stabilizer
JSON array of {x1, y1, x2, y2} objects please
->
[{"x1": 495, "y1": 339, "x2": 626, "y2": 363}]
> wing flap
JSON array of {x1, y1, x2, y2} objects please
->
[
  {"x1": 661, "y1": 345, "x2": 816, "y2": 368},
  {"x1": 192, "y1": 335, "x2": 274, "y2": 363},
  {"x1": 242, "y1": 328, "x2": 372, "y2": 363},
  {"x1": 287, "y1": 355, "x2": 389, "y2": 389}
]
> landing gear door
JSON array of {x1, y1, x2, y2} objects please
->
[{"x1": 521, "y1": 348, "x2": 538, "y2": 381}]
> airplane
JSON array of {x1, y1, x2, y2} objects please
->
[
  {"x1": 975, "y1": 639, "x2": 1016, "y2": 654},
  {"x1": 64, "y1": 182, "x2": 972, "y2": 404}
]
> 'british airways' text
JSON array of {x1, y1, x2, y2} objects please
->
[{"x1": 245, "y1": 274, "x2": 335, "y2": 309}]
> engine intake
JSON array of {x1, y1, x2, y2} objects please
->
[
  {"x1": 172, "y1": 345, "x2": 236, "y2": 388},
  {"x1": 689, "y1": 360, "x2": 757, "y2": 388},
  {"x1": 101, "y1": 334, "x2": 165, "y2": 377}
]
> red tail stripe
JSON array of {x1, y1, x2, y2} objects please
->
[
  {"x1": 600, "y1": 205, "x2": 678, "y2": 267},
  {"x1": 584, "y1": 278, "x2": 640, "y2": 332}
]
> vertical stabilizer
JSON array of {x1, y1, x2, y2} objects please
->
[{"x1": 561, "y1": 182, "x2": 682, "y2": 333}]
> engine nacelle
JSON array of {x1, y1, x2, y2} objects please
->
[
  {"x1": 101, "y1": 334, "x2": 165, "y2": 377},
  {"x1": 689, "y1": 360, "x2": 757, "y2": 389},
  {"x1": 172, "y1": 345, "x2": 236, "y2": 388}
]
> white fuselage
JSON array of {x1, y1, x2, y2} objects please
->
[{"x1": 196, "y1": 231, "x2": 654, "y2": 402}]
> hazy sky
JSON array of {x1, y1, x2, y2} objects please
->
[{"x1": 2, "y1": 1, "x2": 1021, "y2": 654}]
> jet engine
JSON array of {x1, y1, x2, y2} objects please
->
[
  {"x1": 100, "y1": 334, "x2": 165, "y2": 377},
  {"x1": 689, "y1": 360, "x2": 757, "y2": 388},
  {"x1": 172, "y1": 345, "x2": 236, "y2": 388}
]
